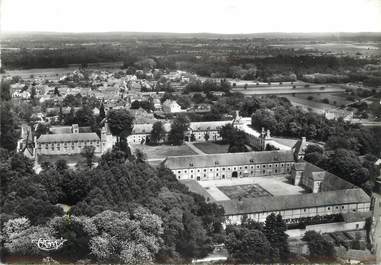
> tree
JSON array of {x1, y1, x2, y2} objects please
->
[
  {"x1": 131, "y1": 100, "x2": 141, "y2": 109},
  {"x1": 263, "y1": 213, "x2": 290, "y2": 262},
  {"x1": 74, "y1": 106, "x2": 96, "y2": 127},
  {"x1": 168, "y1": 116, "x2": 190, "y2": 145},
  {"x1": 55, "y1": 159, "x2": 68, "y2": 172},
  {"x1": 302, "y1": 231, "x2": 336, "y2": 262},
  {"x1": 150, "y1": 121, "x2": 166, "y2": 144},
  {"x1": 35, "y1": 123, "x2": 50, "y2": 139},
  {"x1": 53, "y1": 87, "x2": 60, "y2": 96},
  {"x1": 1, "y1": 79, "x2": 11, "y2": 101},
  {"x1": 0, "y1": 102, "x2": 18, "y2": 151},
  {"x1": 81, "y1": 146, "x2": 95, "y2": 168},
  {"x1": 204, "y1": 133, "x2": 210, "y2": 142},
  {"x1": 99, "y1": 103, "x2": 106, "y2": 120},
  {"x1": 107, "y1": 109, "x2": 135, "y2": 143},
  {"x1": 225, "y1": 228, "x2": 272, "y2": 263}
]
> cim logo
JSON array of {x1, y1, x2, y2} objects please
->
[{"x1": 33, "y1": 238, "x2": 67, "y2": 251}]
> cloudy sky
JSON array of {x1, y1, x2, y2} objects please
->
[{"x1": 1, "y1": 0, "x2": 381, "y2": 33}]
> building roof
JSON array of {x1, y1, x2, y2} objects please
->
[
  {"x1": 297, "y1": 161, "x2": 355, "y2": 190},
  {"x1": 37, "y1": 132, "x2": 100, "y2": 143},
  {"x1": 50, "y1": 126, "x2": 92, "y2": 134},
  {"x1": 189, "y1": 121, "x2": 232, "y2": 132},
  {"x1": 131, "y1": 123, "x2": 172, "y2": 135},
  {"x1": 180, "y1": 179, "x2": 215, "y2": 202},
  {"x1": 219, "y1": 188, "x2": 370, "y2": 215},
  {"x1": 164, "y1": 150, "x2": 295, "y2": 169}
]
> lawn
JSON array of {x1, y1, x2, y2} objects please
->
[
  {"x1": 131, "y1": 144, "x2": 197, "y2": 159},
  {"x1": 218, "y1": 184, "x2": 272, "y2": 200},
  {"x1": 193, "y1": 142, "x2": 229, "y2": 154}
]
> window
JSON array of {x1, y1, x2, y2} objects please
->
[
  {"x1": 222, "y1": 168, "x2": 225, "y2": 171},
  {"x1": 210, "y1": 169, "x2": 213, "y2": 171},
  {"x1": 341, "y1": 206, "x2": 345, "y2": 209},
  {"x1": 204, "y1": 169, "x2": 206, "y2": 172},
  {"x1": 184, "y1": 170, "x2": 187, "y2": 173},
  {"x1": 268, "y1": 164, "x2": 272, "y2": 168},
  {"x1": 263, "y1": 165, "x2": 266, "y2": 168},
  {"x1": 256, "y1": 165, "x2": 260, "y2": 169},
  {"x1": 244, "y1": 166, "x2": 248, "y2": 169},
  {"x1": 327, "y1": 207, "x2": 331, "y2": 210},
  {"x1": 263, "y1": 170, "x2": 265, "y2": 174},
  {"x1": 178, "y1": 171, "x2": 181, "y2": 173}
]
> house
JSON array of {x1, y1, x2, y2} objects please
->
[
  {"x1": 325, "y1": 109, "x2": 354, "y2": 121},
  {"x1": 162, "y1": 100, "x2": 182, "y2": 113}
]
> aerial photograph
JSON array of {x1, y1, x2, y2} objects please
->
[{"x1": 0, "y1": 0, "x2": 381, "y2": 264}]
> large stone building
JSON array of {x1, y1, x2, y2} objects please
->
[
  {"x1": 220, "y1": 189, "x2": 370, "y2": 224},
  {"x1": 35, "y1": 124, "x2": 104, "y2": 156},
  {"x1": 125, "y1": 120, "x2": 232, "y2": 145},
  {"x1": 163, "y1": 140, "x2": 371, "y2": 226},
  {"x1": 164, "y1": 150, "x2": 295, "y2": 181}
]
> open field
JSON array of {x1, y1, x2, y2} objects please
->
[
  {"x1": 193, "y1": 142, "x2": 229, "y2": 154},
  {"x1": 219, "y1": 184, "x2": 272, "y2": 200},
  {"x1": 235, "y1": 86, "x2": 345, "y2": 95},
  {"x1": 295, "y1": 93, "x2": 353, "y2": 107},
  {"x1": 284, "y1": 96, "x2": 337, "y2": 114},
  {"x1": 269, "y1": 41, "x2": 381, "y2": 56},
  {"x1": 131, "y1": 144, "x2": 197, "y2": 159},
  {"x1": 3, "y1": 62, "x2": 123, "y2": 80}
]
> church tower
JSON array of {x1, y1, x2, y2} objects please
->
[{"x1": 371, "y1": 176, "x2": 381, "y2": 265}]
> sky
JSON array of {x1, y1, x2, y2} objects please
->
[{"x1": 1, "y1": 0, "x2": 381, "y2": 33}]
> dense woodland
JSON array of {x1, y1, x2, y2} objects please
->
[{"x1": 0, "y1": 147, "x2": 226, "y2": 263}]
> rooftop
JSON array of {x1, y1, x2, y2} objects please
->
[
  {"x1": 164, "y1": 150, "x2": 295, "y2": 169},
  {"x1": 37, "y1": 132, "x2": 100, "y2": 143},
  {"x1": 219, "y1": 188, "x2": 370, "y2": 215}
]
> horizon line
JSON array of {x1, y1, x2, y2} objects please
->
[{"x1": 2, "y1": 30, "x2": 381, "y2": 35}]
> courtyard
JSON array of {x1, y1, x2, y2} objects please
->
[
  {"x1": 192, "y1": 142, "x2": 229, "y2": 154},
  {"x1": 218, "y1": 184, "x2": 272, "y2": 200},
  {"x1": 198, "y1": 175, "x2": 307, "y2": 201},
  {"x1": 130, "y1": 144, "x2": 197, "y2": 160}
]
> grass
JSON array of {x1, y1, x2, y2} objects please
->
[
  {"x1": 193, "y1": 142, "x2": 229, "y2": 154},
  {"x1": 218, "y1": 184, "x2": 272, "y2": 200},
  {"x1": 131, "y1": 144, "x2": 197, "y2": 159}
]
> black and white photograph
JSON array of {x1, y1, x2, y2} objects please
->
[{"x1": 1, "y1": 0, "x2": 381, "y2": 264}]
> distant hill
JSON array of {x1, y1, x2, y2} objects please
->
[{"x1": 2, "y1": 31, "x2": 381, "y2": 41}]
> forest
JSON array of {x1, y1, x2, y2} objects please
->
[{"x1": 0, "y1": 146, "x2": 226, "y2": 263}]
